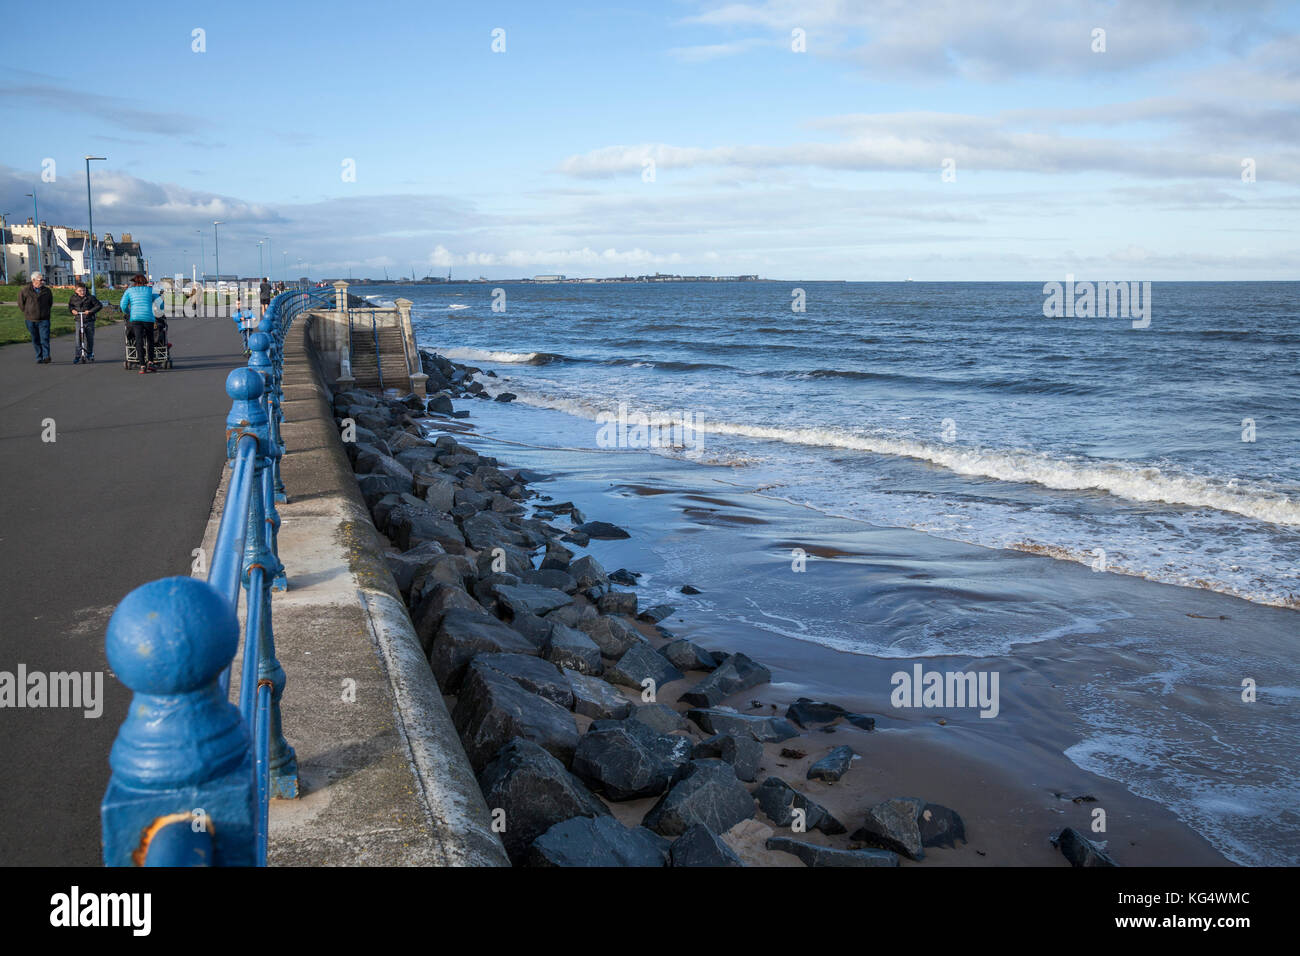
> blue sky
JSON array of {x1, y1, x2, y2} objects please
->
[{"x1": 2, "y1": 0, "x2": 1298, "y2": 280}]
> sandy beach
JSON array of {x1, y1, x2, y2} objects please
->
[{"x1": 336, "y1": 351, "x2": 1299, "y2": 867}]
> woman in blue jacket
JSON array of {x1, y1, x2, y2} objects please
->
[{"x1": 119, "y1": 274, "x2": 161, "y2": 373}]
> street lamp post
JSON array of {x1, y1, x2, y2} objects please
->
[
  {"x1": 25, "y1": 190, "x2": 40, "y2": 277},
  {"x1": 257, "y1": 240, "x2": 264, "y2": 280},
  {"x1": 281, "y1": 251, "x2": 287, "y2": 283},
  {"x1": 85, "y1": 157, "x2": 106, "y2": 295},
  {"x1": 264, "y1": 237, "x2": 271, "y2": 282},
  {"x1": 213, "y1": 220, "x2": 223, "y2": 308},
  {"x1": 1, "y1": 212, "x2": 10, "y2": 285}
]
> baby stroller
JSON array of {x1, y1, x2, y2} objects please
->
[{"x1": 123, "y1": 318, "x2": 173, "y2": 371}]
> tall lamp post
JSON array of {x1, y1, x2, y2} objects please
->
[
  {"x1": 213, "y1": 220, "x2": 223, "y2": 305},
  {"x1": 25, "y1": 190, "x2": 40, "y2": 277},
  {"x1": 84, "y1": 157, "x2": 106, "y2": 294},
  {"x1": 257, "y1": 239, "x2": 264, "y2": 280},
  {"x1": 1, "y1": 212, "x2": 10, "y2": 285},
  {"x1": 264, "y1": 237, "x2": 271, "y2": 281},
  {"x1": 281, "y1": 251, "x2": 287, "y2": 283}
]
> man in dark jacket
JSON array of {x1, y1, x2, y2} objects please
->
[
  {"x1": 259, "y1": 277, "x2": 272, "y2": 315},
  {"x1": 18, "y1": 272, "x2": 54, "y2": 363},
  {"x1": 68, "y1": 281, "x2": 103, "y2": 363}
]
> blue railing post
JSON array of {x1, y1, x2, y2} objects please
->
[
  {"x1": 239, "y1": 338, "x2": 298, "y2": 799},
  {"x1": 258, "y1": 310, "x2": 288, "y2": 504},
  {"x1": 248, "y1": 332, "x2": 288, "y2": 593},
  {"x1": 101, "y1": 576, "x2": 255, "y2": 866}
]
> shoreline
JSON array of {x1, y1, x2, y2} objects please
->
[{"x1": 322, "y1": 347, "x2": 1296, "y2": 866}]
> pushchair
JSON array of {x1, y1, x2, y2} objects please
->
[{"x1": 123, "y1": 318, "x2": 173, "y2": 370}]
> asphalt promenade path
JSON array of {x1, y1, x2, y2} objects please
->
[{"x1": 0, "y1": 314, "x2": 245, "y2": 865}]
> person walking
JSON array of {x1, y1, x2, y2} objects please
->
[
  {"x1": 119, "y1": 274, "x2": 161, "y2": 374},
  {"x1": 18, "y1": 272, "x2": 54, "y2": 364},
  {"x1": 68, "y1": 281, "x2": 103, "y2": 364},
  {"x1": 259, "y1": 276, "x2": 272, "y2": 315}
]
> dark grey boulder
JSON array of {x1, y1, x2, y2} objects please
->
[
  {"x1": 477, "y1": 738, "x2": 610, "y2": 864},
  {"x1": 685, "y1": 708, "x2": 800, "y2": 743},
  {"x1": 572, "y1": 718, "x2": 691, "y2": 801},
  {"x1": 528, "y1": 815, "x2": 669, "y2": 867},
  {"x1": 394, "y1": 446, "x2": 440, "y2": 475},
  {"x1": 389, "y1": 506, "x2": 465, "y2": 552},
  {"x1": 807, "y1": 745, "x2": 856, "y2": 783},
  {"x1": 507, "y1": 612, "x2": 553, "y2": 648},
  {"x1": 597, "y1": 590, "x2": 638, "y2": 616},
  {"x1": 630, "y1": 702, "x2": 688, "y2": 734},
  {"x1": 677, "y1": 652, "x2": 771, "y2": 707},
  {"x1": 660, "y1": 639, "x2": 720, "y2": 673},
  {"x1": 454, "y1": 487, "x2": 491, "y2": 512},
  {"x1": 919, "y1": 803, "x2": 967, "y2": 848},
  {"x1": 850, "y1": 797, "x2": 926, "y2": 861},
  {"x1": 669, "y1": 824, "x2": 744, "y2": 867},
  {"x1": 452, "y1": 663, "x2": 579, "y2": 771},
  {"x1": 410, "y1": 553, "x2": 475, "y2": 605},
  {"x1": 577, "y1": 615, "x2": 645, "y2": 658},
  {"x1": 636, "y1": 604, "x2": 676, "y2": 624},
  {"x1": 754, "y1": 777, "x2": 845, "y2": 834},
  {"x1": 691, "y1": 733, "x2": 763, "y2": 783},
  {"x1": 564, "y1": 669, "x2": 632, "y2": 720},
  {"x1": 544, "y1": 623, "x2": 603, "y2": 675},
  {"x1": 369, "y1": 491, "x2": 405, "y2": 529},
  {"x1": 641, "y1": 759, "x2": 755, "y2": 837},
  {"x1": 680, "y1": 585, "x2": 702, "y2": 595},
  {"x1": 385, "y1": 543, "x2": 444, "y2": 597},
  {"x1": 412, "y1": 584, "x2": 489, "y2": 654},
  {"x1": 1052, "y1": 827, "x2": 1118, "y2": 867},
  {"x1": 460, "y1": 511, "x2": 522, "y2": 550},
  {"x1": 474, "y1": 542, "x2": 533, "y2": 578},
  {"x1": 427, "y1": 392, "x2": 454, "y2": 415},
  {"x1": 492, "y1": 582, "x2": 573, "y2": 619},
  {"x1": 475, "y1": 653, "x2": 574, "y2": 709},
  {"x1": 608, "y1": 568, "x2": 640, "y2": 586},
  {"x1": 355, "y1": 448, "x2": 414, "y2": 486},
  {"x1": 356, "y1": 473, "x2": 407, "y2": 503},
  {"x1": 547, "y1": 601, "x2": 598, "y2": 628},
  {"x1": 561, "y1": 530, "x2": 590, "y2": 547},
  {"x1": 429, "y1": 608, "x2": 540, "y2": 691},
  {"x1": 766, "y1": 837, "x2": 898, "y2": 868},
  {"x1": 573, "y1": 520, "x2": 630, "y2": 540},
  {"x1": 539, "y1": 542, "x2": 573, "y2": 572},
  {"x1": 523, "y1": 568, "x2": 578, "y2": 594},
  {"x1": 785, "y1": 697, "x2": 876, "y2": 731},
  {"x1": 606, "y1": 643, "x2": 684, "y2": 691}
]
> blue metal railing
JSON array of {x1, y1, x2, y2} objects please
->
[{"x1": 101, "y1": 290, "x2": 321, "y2": 866}]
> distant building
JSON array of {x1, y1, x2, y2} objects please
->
[
  {"x1": 0, "y1": 220, "x2": 148, "y2": 287},
  {"x1": 533, "y1": 274, "x2": 566, "y2": 282},
  {"x1": 4, "y1": 219, "x2": 73, "y2": 284}
]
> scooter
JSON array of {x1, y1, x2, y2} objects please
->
[{"x1": 73, "y1": 313, "x2": 93, "y2": 364}]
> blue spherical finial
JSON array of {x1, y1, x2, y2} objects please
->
[
  {"x1": 106, "y1": 578, "x2": 238, "y2": 696},
  {"x1": 226, "y1": 367, "x2": 264, "y2": 400},
  {"x1": 249, "y1": 332, "x2": 271, "y2": 353}
]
